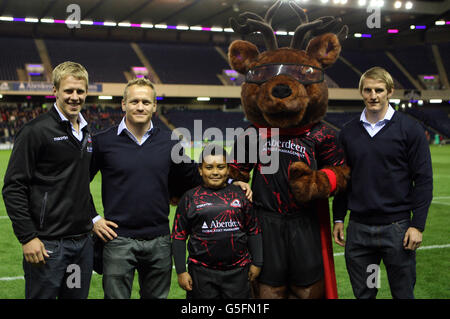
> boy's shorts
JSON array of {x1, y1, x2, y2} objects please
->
[
  {"x1": 258, "y1": 209, "x2": 324, "y2": 287},
  {"x1": 187, "y1": 263, "x2": 250, "y2": 299}
]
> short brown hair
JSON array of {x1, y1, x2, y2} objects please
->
[
  {"x1": 52, "y1": 61, "x2": 89, "y2": 90},
  {"x1": 359, "y1": 67, "x2": 394, "y2": 93},
  {"x1": 123, "y1": 78, "x2": 156, "y2": 102}
]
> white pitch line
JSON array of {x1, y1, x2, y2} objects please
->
[
  {"x1": 0, "y1": 276, "x2": 24, "y2": 281},
  {"x1": 0, "y1": 244, "x2": 449, "y2": 281},
  {"x1": 432, "y1": 201, "x2": 450, "y2": 206},
  {"x1": 333, "y1": 243, "x2": 450, "y2": 257}
]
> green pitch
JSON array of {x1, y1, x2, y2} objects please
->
[{"x1": 0, "y1": 145, "x2": 449, "y2": 299}]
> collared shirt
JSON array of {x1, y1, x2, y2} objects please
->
[
  {"x1": 335, "y1": 105, "x2": 395, "y2": 224},
  {"x1": 92, "y1": 117, "x2": 155, "y2": 224},
  {"x1": 117, "y1": 117, "x2": 153, "y2": 146},
  {"x1": 360, "y1": 105, "x2": 395, "y2": 137},
  {"x1": 54, "y1": 103, "x2": 87, "y2": 142}
]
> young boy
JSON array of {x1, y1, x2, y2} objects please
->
[{"x1": 171, "y1": 144, "x2": 263, "y2": 299}]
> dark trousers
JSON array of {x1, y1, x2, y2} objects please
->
[
  {"x1": 23, "y1": 234, "x2": 93, "y2": 299},
  {"x1": 187, "y1": 263, "x2": 250, "y2": 299},
  {"x1": 102, "y1": 235, "x2": 172, "y2": 299},
  {"x1": 345, "y1": 219, "x2": 416, "y2": 299}
]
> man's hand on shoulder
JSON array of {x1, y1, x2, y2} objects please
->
[{"x1": 233, "y1": 181, "x2": 253, "y2": 202}]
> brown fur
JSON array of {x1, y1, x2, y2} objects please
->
[
  {"x1": 228, "y1": 35, "x2": 350, "y2": 200},
  {"x1": 227, "y1": 2, "x2": 350, "y2": 299},
  {"x1": 228, "y1": 36, "x2": 341, "y2": 129},
  {"x1": 228, "y1": 165, "x2": 250, "y2": 183}
]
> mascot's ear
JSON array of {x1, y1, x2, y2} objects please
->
[
  {"x1": 228, "y1": 40, "x2": 259, "y2": 75},
  {"x1": 306, "y1": 33, "x2": 342, "y2": 69}
]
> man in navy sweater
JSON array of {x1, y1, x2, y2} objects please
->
[
  {"x1": 332, "y1": 67, "x2": 433, "y2": 299},
  {"x1": 90, "y1": 78, "x2": 202, "y2": 299},
  {"x1": 90, "y1": 78, "x2": 251, "y2": 299}
]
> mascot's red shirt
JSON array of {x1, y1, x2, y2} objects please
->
[{"x1": 230, "y1": 122, "x2": 344, "y2": 216}]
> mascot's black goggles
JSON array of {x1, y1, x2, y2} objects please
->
[{"x1": 245, "y1": 63, "x2": 324, "y2": 85}]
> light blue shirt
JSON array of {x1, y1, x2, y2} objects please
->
[
  {"x1": 54, "y1": 103, "x2": 87, "y2": 142},
  {"x1": 92, "y1": 117, "x2": 154, "y2": 224},
  {"x1": 117, "y1": 117, "x2": 153, "y2": 146},
  {"x1": 360, "y1": 105, "x2": 395, "y2": 137},
  {"x1": 335, "y1": 105, "x2": 395, "y2": 224}
]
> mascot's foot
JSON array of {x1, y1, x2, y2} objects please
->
[{"x1": 256, "y1": 280, "x2": 325, "y2": 299}]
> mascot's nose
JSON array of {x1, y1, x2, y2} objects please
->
[{"x1": 272, "y1": 84, "x2": 292, "y2": 99}]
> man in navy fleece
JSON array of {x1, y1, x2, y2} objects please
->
[{"x1": 332, "y1": 67, "x2": 433, "y2": 299}]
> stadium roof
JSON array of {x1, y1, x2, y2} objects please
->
[{"x1": 0, "y1": 0, "x2": 449, "y2": 49}]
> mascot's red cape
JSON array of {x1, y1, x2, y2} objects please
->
[{"x1": 227, "y1": 0, "x2": 350, "y2": 299}]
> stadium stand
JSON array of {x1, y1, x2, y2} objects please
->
[
  {"x1": 406, "y1": 107, "x2": 450, "y2": 138},
  {"x1": 437, "y1": 42, "x2": 450, "y2": 84},
  {"x1": 0, "y1": 37, "x2": 42, "y2": 81},
  {"x1": 138, "y1": 42, "x2": 229, "y2": 85},
  {"x1": 341, "y1": 50, "x2": 415, "y2": 89},
  {"x1": 45, "y1": 39, "x2": 142, "y2": 83},
  {"x1": 390, "y1": 45, "x2": 438, "y2": 81},
  {"x1": 324, "y1": 112, "x2": 360, "y2": 129},
  {"x1": 325, "y1": 58, "x2": 360, "y2": 88},
  {"x1": 164, "y1": 109, "x2": 249, "y2": 140},
  {"x1": 0, "y1": 103, "x2": 172, "y2": 142}
]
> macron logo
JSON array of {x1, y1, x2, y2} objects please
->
[{"x1": 53, "y1": 136, "x2": 69, "y2": 141}]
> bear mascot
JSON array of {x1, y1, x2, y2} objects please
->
[{"x1": 227, "y1": 0, "x2": 350, "y2": 299}]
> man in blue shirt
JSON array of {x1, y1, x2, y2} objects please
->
[
  {"x1": 90, "y1": 78, "x2": 251, "y2": 299},
  {"x1": 333, "y1": 67, "x2": 433, "y2": 299},
  {"x1": 90, "y1": 78, "x2": 198, "y2": 299}
]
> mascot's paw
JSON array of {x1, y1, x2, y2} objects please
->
[
  {"x1": 289, "y1": 162, "x2": 331, "y2": 203},
  {"x1": 228, "y1": 165, "x2": 251, "y2": 183}
]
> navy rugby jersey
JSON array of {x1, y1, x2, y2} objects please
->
[
  {"x1": 172, "y1": 184, "x2": 260, "y2": 270},
  {"x1": 229, "y1": 123, "x2": 344, "y2": 216}
]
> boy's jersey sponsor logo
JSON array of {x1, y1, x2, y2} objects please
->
[
  {"x1": 201, "y1": 219, "x2": 241, "y2": 233},
  {"x1": 230, "y1": 199, "x2": 241, "y2": 208}
]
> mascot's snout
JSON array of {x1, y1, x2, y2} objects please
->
[{"x1": 272, "y1": 84, "x2": 292, "y2": 99}]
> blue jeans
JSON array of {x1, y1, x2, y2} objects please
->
[
  {"x1": 102, "y1": 235, "x2": 172, "y2": 299},
  {"x1": 345, "y1": 219, "x2": 416, "y2": 299},
  {"x1": 23, "y1": 234, "x2": 93, "y2": 299}
]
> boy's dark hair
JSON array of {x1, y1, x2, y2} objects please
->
[{"x1": 199, "y1": 144, "x2": 229, "y2": 164}]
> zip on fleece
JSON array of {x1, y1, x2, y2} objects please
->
[{"x1": 40, "y1": 192, "x2": 48, "y2": 229}]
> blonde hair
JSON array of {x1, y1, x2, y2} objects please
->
[
  {"x1": 359, "y1": 67, "x2": 394, "y2": 93},
  {"x1": 52, "y1": 61, "x2": 89, "y2": 90},
  {"x1": 123, "y1": 78, "x2": 156, "y2": 102}
]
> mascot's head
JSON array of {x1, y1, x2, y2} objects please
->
[{"x1": 228, "y1": 0, "x2": 348, "y2": 128}]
